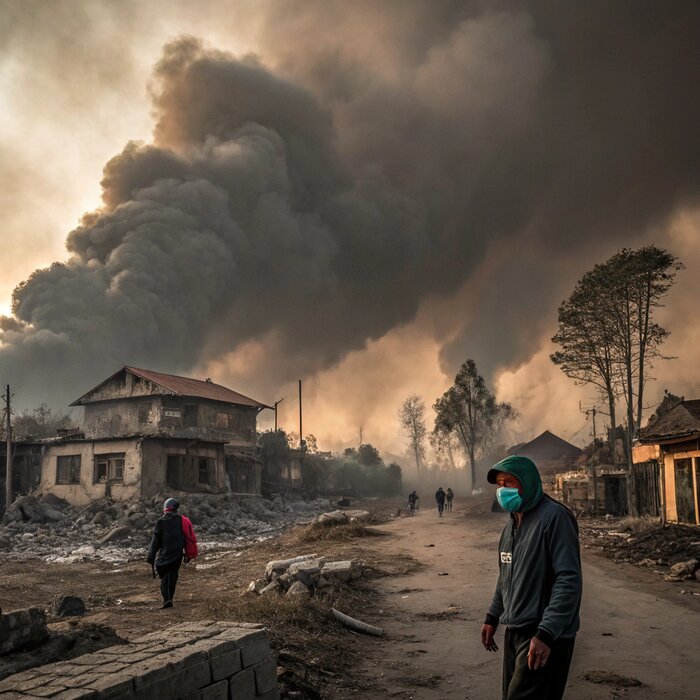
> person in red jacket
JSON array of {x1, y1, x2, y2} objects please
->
[{"x1": 146, "y1": 497, "x2": 198, "y2": 608}]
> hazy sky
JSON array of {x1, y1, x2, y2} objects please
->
[{"x1": 2, "y1": 1, "x2": 700, "y2": 458}]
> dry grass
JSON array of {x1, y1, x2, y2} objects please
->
[
  {"x1": 293, "y1": 521, "x2": 387, "y2": 543},
  {"x1": 618, "y1": 515, "x2": 661, "y2": 535}
]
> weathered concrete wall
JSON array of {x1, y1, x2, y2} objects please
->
[
  {"x1": 0, "y1": 608, "x2": 48, "y2": 656},
  {"x1": 0, "y1": 621, "x2": 279, "y2": 699},
  {"x1": 84, "y1": 399, "x2": 158, "y2": 438},
  {"x1": 39, "y1": 439, "x2": 142, "y2": 506},
  {"x1": 83, "y1": 397, "x2": 257, "y2": 445}
]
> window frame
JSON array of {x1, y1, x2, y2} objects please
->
[
  {"x1": 56, "y1": 454, "x2": 81, "y2": 485},
  {"x1": 93, "y1": 453, "x2": 126, "y2": 484}
]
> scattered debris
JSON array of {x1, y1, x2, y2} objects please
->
[
  {"x1": 580, "y1": 516, "x2": 700, "y2": 584},
  {"x1": 251, "y1": 554, "x2": 365, "y2": 599},
  {"x1": 1, "y1": 493, "x2": 333, "y2": 564}
]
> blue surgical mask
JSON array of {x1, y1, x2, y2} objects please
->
[{"x1": 497, "y1": 487, "x2": 524, "y2": 512}]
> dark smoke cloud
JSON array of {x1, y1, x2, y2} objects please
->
[{"x1": 2, "y1": 1, "x2": 700, "y2": 412}]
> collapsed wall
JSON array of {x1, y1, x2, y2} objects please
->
[{"x1": 0, "y1": 620, "x2": 278, "y2": 699}]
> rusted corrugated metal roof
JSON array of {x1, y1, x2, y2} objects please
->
[
  {"x1": 127, "y1": 367, "x2": 271, "y2": 409},
  {"x1": 71, "y1": 366, "x2": 271, "y2": 409}
]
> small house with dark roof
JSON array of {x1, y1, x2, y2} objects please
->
[
  {"x1": 633, "y1": 399, "x2": 700, "y2": 525},
  {"x1": 37, "y1": 367, "x2": 271, "y2": 506},
  {"x1": 507, "y1": 430, "x2": 582, "y2": 476}
]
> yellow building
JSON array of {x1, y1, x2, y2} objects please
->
[{"x1": 633, "y1": 399, "x2": 700, "y2": 525}]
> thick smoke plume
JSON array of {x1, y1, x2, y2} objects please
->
[{"x1": 2, "y1": 2, "x2": 700, "y2": 432}]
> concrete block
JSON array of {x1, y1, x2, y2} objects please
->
[
  {"x1": 287, "y1": 559, "x2": 325, "y2": 586},
  {"x1": 29, "y1": 685, "x2": 70, "y2": 697},
  {"x1": 265, "y1": 554, "x2": 318, "y2": 580},
  {"x1": 210, "y1": 649, "x2": 242, "y2": 682},
  {"x1": 253, "y1": 658, "x2": 278, "y2": 695},
  {"x1": 175, "y1": 657, "x2": 212, "y2": 696},
  {"x1": 285, "y1": 581, "x2": 310, "y2": 598},
  {"x1": 70, "y1": 653, "x2": 111, "y2": 667},
  {"x1": 10, "y1": 675, "x2": 50, "y2": 692},
  {"x1": 84, "y1": 671, "x2": 135, "y2": 699},
  {"x1": 168, "y1": 621, "x2": 216, "y2": 632},
  {"x1": 200, "y1": 680, "x2": 228, "y2": 700},
  {"x1": 98, "y1": 662, "x2": 130, "y2": 674},
  {"x1": 53, "y1": 690, "x2": 98, "y2": 699},
  {"x1": 227, "y1": 668, "x2": 255, "y2": 700},
  {"x1": 59, "y1": 673, "x2": 104, "y2": 689},
  {"x1": 256, "y1": 689, "x2": 281, "y2": 700},
  {"x1": 238, "y1": 633, "x2": 270, "y2": 668},
  {"x1": 321, "y1": 560, "x2": 362, "y2": 582},
  {"x1": 131, "y1": 659, "x2": 178, "y2": 695}
]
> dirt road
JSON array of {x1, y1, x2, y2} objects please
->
[
  {"x1": 2, "y1": 497, "x2": 700, "y2": 699},
  {"x1": 355, "y1": 498, "x2": 700, "y2": 699}
]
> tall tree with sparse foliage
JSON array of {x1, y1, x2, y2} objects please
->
[
  {"x1": 399, "y1": 394, "x2": 427, "y2": 479},
  {"x1": 433, "y1": 360, "x2": 515, "y2": 491},
  {"x1": 552, "y1": 246, "x2": 683, "y2": 468}
]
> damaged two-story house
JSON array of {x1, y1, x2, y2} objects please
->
[{"x1": 37, "y1": 367, "x2": 271, "y2": 506}]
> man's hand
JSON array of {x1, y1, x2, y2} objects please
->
[
  {"x1": 527, "y1": 637, "x2": 550, "y2": 670},
  {"x1": 481, "y1": 624, "x2": 499, "y2": 652}
]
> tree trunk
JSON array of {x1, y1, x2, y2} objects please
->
[
  {"x1": 468, "y1": 449, "x2": 476, "y2": 494},
  {"x1": 606, "y1": 385, "x2": 617, "y2": 464}
]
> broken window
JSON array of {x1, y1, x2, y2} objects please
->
[
  {"x1": 56, "y1": 455, "x2": 81, "y2": 484},
  {"x1": 94, "y1": 454, "x2": 125, "y2": 483},
  {"x1": 215, "y1": 412, "x2": 229, "y2": 429},
  {"x1": 166, "y1": 455, "x2": 183, "y2": 487},
  {"x1": 184, "y1": 404, "x2": 198, "y2": 428},
  {"x1": 198, "y1": 458, "x2": 211, "y2": 484}
]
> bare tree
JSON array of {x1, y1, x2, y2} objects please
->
[
  {"x1": 399, "y1": 395, "x2": 427, "y2": 479},
  {"x1": 433, "y1": 360, "x2": 515, "y2": 492}
]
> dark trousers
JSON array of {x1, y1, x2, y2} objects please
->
[
  {"x1": 156, "y1": 558, "x2": 182, "y2": 603},
  {"x1": 502, "y1": 627, "x2": 575, "y2": 700},
  {"x1": 437, "y1": 502, "x2": 445, "y2": 515}
]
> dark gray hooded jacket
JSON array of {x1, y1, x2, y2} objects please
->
[{"x1": 485, "y1": 456, "x2": 582, "y2": 647}]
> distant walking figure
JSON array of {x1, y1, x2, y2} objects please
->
[
  {"x1": 408, "y1": 490, "x2": 419, "y2": 516},
  {"x1": 446, "y1": 487, "x2": 454, "y2": 512},
  {"x1": 147, "y1": 497, "x2": 198, "y2": 609},
  {"x1": 435, "y1": 487, "x2": 446, "y2": 517}
]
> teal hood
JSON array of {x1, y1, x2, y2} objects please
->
[{"x1": 487, "y1": 455, "x2": 543, "y2": 512}]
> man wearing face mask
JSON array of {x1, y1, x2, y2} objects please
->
[{"x1": 481, "y1": 455, "x2": 582, "y2": 700}]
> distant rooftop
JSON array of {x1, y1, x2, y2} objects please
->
[{"x1": 640, "y1": 399, "x2": 700, "y2": 441}]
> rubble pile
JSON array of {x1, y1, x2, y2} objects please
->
[
  {"x1": 0, "y1": 493, "x2": 332, "y2": 563},
  {"x1": 247, "y1": 553, "x2": 365, "y2": 598},
  {"x1": 580, "y1": 518, "x2": 700, "y2": 582},
  {"x1": 311, "y1": 509, "x2": 371, "y2": 526}
]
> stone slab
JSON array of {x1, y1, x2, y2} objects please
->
[{"x1": 228, "y1": 668, "x2": 255, "y2": 700}]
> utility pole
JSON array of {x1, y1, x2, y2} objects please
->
[
  {"x1": 4, "y1": 385, "x2": 12, "y2": 512},
  {"x1": 579, "y1": 402, "x2": 599, "y2": 442},
  {"x1": 298, "y1": 380, "x2": 303, "y2": 450},
  {"x1": 273, "y1": 397, "x2": 285, "y2": 432}
]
